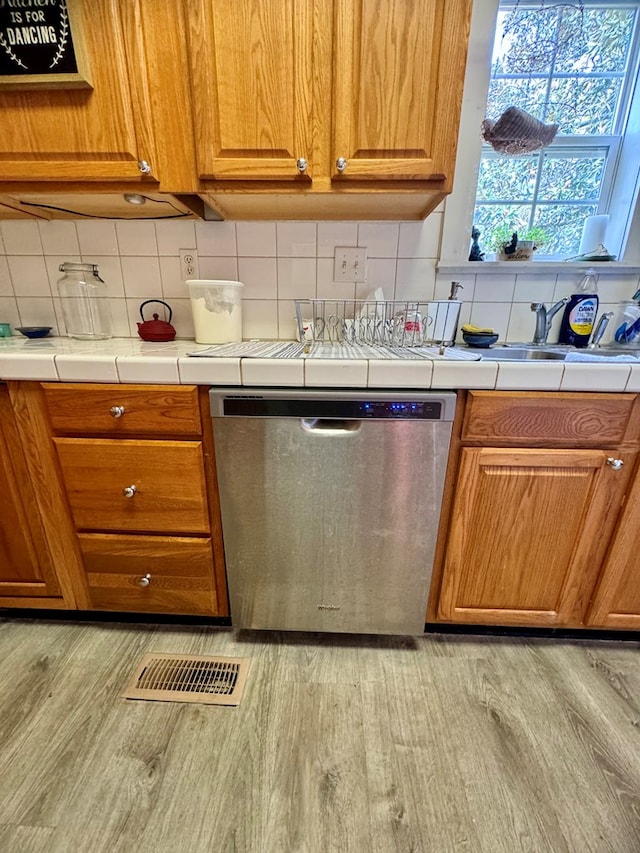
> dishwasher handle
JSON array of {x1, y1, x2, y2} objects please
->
[{"x1": 300, "y1": 418, "x2": 361, "y2": 434}]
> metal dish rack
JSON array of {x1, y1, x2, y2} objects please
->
[{"x1": 294, "y1": 299, "x2": 461, "y2": 347}]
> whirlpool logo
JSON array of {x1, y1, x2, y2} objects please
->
[{"x1": 317, "y1": 604, "x2": 341, "y2": 611}]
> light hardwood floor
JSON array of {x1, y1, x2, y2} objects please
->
[{"x1": 0, "y1": 619, "x2": 639, "y2": 853}]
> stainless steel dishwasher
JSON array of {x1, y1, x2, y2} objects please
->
[{"x1": 210, "y1": 389, "x2": 456, "y2": 635}]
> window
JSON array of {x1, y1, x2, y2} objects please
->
[{"x1": 473, "y1": 1, "x2": 640, "y2": 259}]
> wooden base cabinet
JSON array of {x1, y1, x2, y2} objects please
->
[
  {"x1": 438, "y1": 447, "x2": 633, "y2": 627},
  {"x1": 586, "y1": 466, "x2": 640, "y2": 629},
  {"x1": 434, "y1": 392, "x2": 640, "y2": 629}
]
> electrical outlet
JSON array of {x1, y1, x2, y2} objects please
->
[
  {"x1": 333, "y1": 247, "x2": 367, "y2": 282},
  {"x1": 179, "y1": 249, "x2": 199, "y2": 280}
]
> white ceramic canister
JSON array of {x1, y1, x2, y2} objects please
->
[{"x1": 187, "y1": 280, "x2": 244, "y2": 344}]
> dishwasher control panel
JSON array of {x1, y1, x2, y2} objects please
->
[{"x1": 360, "y1": 400, "x2": 441, "y2": 419}]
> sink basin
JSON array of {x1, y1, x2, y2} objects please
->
[{"x1": 478, "y1": 348, "x2": 566, "y2": 361}]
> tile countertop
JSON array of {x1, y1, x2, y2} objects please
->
[{"x1": 0, "y1": 336, "x2": 639, "y2": 393}]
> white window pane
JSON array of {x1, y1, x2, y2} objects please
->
[
  {"x1": 548, "y1": 77, "x2": 622, "y2": 134},
  {"x1": 554, "y1": 8, "x2": 636, "y2": 74},
  {"x1": 477, "y1": 154, "x2": 538, "y2": 200},
  {"x1": 533, "y1": 204, "x2": 598, "y2": 256},
  {"x1": 538, "y1": 152, "x2": 606, "y2": 200}
]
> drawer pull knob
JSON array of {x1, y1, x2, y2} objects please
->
[
  {"x1": 138, "y1": 573, "x2": 151, "y2": 587},
  {"x1": 606, "y1": 457, "x2": 624, "y2": 471},
  {"x1": 123, "y1": 485, "x2": 137, "y2": 498},
  {"x1": 110, "y1": 405, "x2": 125, "y2": 418},
  {"x1": 336, "y1": 157, "x2": 348, "y2": 172}
]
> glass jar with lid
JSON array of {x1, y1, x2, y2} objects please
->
[{"x1": 57, "y1": 262, "x2": 112, "y2": 340}]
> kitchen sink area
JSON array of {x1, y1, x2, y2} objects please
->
[{"x1": 475, "y1": 345, "x2": 640, "y2": 361}]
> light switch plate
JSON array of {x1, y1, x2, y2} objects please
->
[{"x1": 333, "y1": 247, "x2": 367, "y2": 282}]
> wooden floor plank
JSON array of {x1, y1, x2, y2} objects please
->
[{"x1": 0, "y1": 619, "x2": 639, "y2": 852}]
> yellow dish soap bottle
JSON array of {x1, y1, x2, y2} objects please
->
[{"x1": 558, "y1": 268, "x2": 599, "y2": 348}]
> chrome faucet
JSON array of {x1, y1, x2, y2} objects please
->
[
  {"x1": 588, "y1": 311, "x2": 614, "y2": 348},
  {"x1": 530, "y1": 298, "x2": 570, "y2": 344}
]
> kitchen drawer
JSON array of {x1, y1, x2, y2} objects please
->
[
  {"x1": 43, "y1": 384, "x2": 202, "y2": 437},
  {"x1": 462, "y1": 391, "x2": 637, "y2": 447},
  {"x1": 78, "y1": 533, "x2": 218, "y2": 615},
  {"x1": 54, "y1": 438, "x2": 210, "y2": 534}
]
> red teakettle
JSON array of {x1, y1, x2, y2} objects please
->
[{"x1": 137, "y1": 300, "x2": 177, "y2": 342}]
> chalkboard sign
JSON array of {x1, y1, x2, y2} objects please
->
[{"x1": 0, "y1": 0, "x2": 91, "y2": 89}]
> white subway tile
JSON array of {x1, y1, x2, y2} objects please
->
[
  {"x1": 277, "y1": 257, "x2": 316, "y2": 299},
  {"x1": 179, "y1": 356, "x2": 242, "y2": 385},
  {"x1": 474, "y1": 275, "x2": 516, "y2": 302},
  {"x1": 0, "y1": 351, "x2": 58, "y2": 380},
  {"x1": 0, "y1": 256, "x2": 13, "y2": 296},
  {"x1": 38, "y1": 221, "x2": 80, "y2": 256},
  {"x1": 562, "y1": 363, "x2": 631, "y2": 392},
  {"x1": 276, "y1": 222, "x2": 316, "y2": 257},
  {"x1": 495, "y1": 362, "x2": 564, "y2": 391},
  {"x1": 236, "y1": 222, "x2": 276, "y2": 257},
  {"x1": 8, "y1": 256, "x2": 50, "y2": 296},
  {"x1": 120, "y1": 256, "x2": 162, "y2": 299},
  {"x1": 305, "y1": 358, "x2": 368, "y2": 387},
  {"x1": 76, "y1": 221, "x2": 119, "y2": 256},
  {"x1": 116, "y1": 355, "x2": 180, "y2": 384},
  {"x1": 55, "y1": 354, "x2": 119, "y2": 383},
  {"x1": 398, "y1": 217, "x2": 442, "y2": 258},
  {"x1": 15, "y1": 296, "x2": 58, "y2": 332},
  {"x1": 198, "y1": 256, "x2": 239, "y2": 281},
  {"x1": 160, "y1": 256, "x2": 187, "y2": 299},
  {"x1": 107, "y1": 299, "x2": 132, "y2": 338},
  {"x1": 597, "y1": 274, "x2": 640, "y2": 302},
  {"x1": 395, "y1": 258, "x2": 436, "y2": 301},
  {"x1": 469, "y1": 302, "x2": 511, "y2": 338},
  {"x1": 368, "y1": 359, "x2": 433, "y2": 388},
  {"x1": 163, "y1": 297, "x2": 194, "y2": 339},
  {"x1": 237, "y1": 257, "x2": 277, "y2": 299},
  {"x1": 434, "y1": 273, "x2": 475, "y2": 301},
  {"x1": 115, "y1": 221, "x2": 158, "y2": 256},
  {"x1": 155, "y1": 220, "x2": 196, "y2": 255},
  {"x1": 316, "y1": 258, "x2": 356, "y2": 300},
  {"x1": 195, "y1": 221, "x2": 237, "y2": 256},
  {"x1": 242, "y1": 300, "x2": 278, "y2": 338},
  {"x1": 0, "y1": 221, "x2": 43, "y2": 254},
  {"x1": 241, "y1": 358, "x2": 305, "y2": 386},
  {"x1": 355, "y1": 257, "x2": 396, "y2": 298},
  {"x1": 358, "y1": 223, "x2": 399, "y2": 257},
  {"x1": 431, "y1": 360, "x2": 497, "y2": 389},
  {"x1": 317, "y1": 222, "x2": 357, "y2": 257},
  {"x1": 506, "y1": 302, "x2": 537, "y2": 343},
  {"x1": 0, "y1": 296, "x2": 20, "y2": 329},
  {"x1": 513, "y1": 274, "x2": 556, "y2": 302},
  {"x1": 80, "y1": 256, "x2": 125, "y2": 298},
  {"x1": 278, "y1": 300, "x2": 298, "y2": 339}
]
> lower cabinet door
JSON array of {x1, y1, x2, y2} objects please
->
[
  {"x1": 438, "y1": 447, "x2": 630, "y2": 627},
  {"x1": 78, "y1": 534, "x2": 219, "y2": 615},
  {"x1": 586, "y1": 463, "x2": 640, "y2": 629}
]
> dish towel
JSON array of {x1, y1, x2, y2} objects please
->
[{"x1": 565, "y1": 352, "x2": 639, "y2": 363}]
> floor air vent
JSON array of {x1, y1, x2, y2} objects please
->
[{"x1": 121, "y1": 653, "x2": 251, "y2": 706}]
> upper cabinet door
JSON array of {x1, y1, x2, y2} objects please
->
[
  {"x1": 332, "y1": 0, "x2": 471, "y2": 183},
  {"x1": 0, "y1": 0, "x2": 156, "y2": 183},
  {"x1": 188, "y1": 0, "x2": 314, "y2": 181}
]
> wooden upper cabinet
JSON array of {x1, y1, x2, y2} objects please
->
[
  {"x1": 332, "y1": 0, "x2": 471, "y2": 184},
  {"x1": 0, "y1": 0, "x2": 157, "y2": 184},
  {"x1": 187, "y1": 0, "x2": 314, "y2": 181},
  {"x1": 438, "y1": 447, "x2": 633, "y2": 628}
]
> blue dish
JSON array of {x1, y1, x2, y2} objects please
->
[
  {"x1": 462, "y1": 332, "x2": 499, "y2": 348},
  {"x1": 16, "y1": 326, "x2": 52, "y2": 339}
]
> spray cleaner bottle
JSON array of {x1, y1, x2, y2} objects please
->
[{"x1": 558, "y1": 268, "x2": 599, "y2": 348}]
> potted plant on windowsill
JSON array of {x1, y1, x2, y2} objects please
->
[{"x1": 490, "y1": 225, "x2": 549, "y2": 261}]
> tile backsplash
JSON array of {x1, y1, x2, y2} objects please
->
[{"x1": 1, "y1": 216, "x2": 639, "y2": 343}]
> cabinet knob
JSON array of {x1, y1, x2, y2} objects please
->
[
  {"x1": 123, "y1": 485, "x2": 137, "y2": 498},
  {"x1": 606, "y1": 457, "x2": 624, "y2": 471},
  {"x1": 110, "y1": 405, "x2": 125, "y2": 418},
  {"x1": 296, "y1": 158, "x2": 308, "y2": 173},
  {"x1": 138, "y1": 159, "x2": 152, "y2": 175},
  {"x1": 336, "y1": 157, "x2": 348, "y2": 172},
  {"x1": 138, "y1": 573, "x2": 151, "y2": 587}
]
